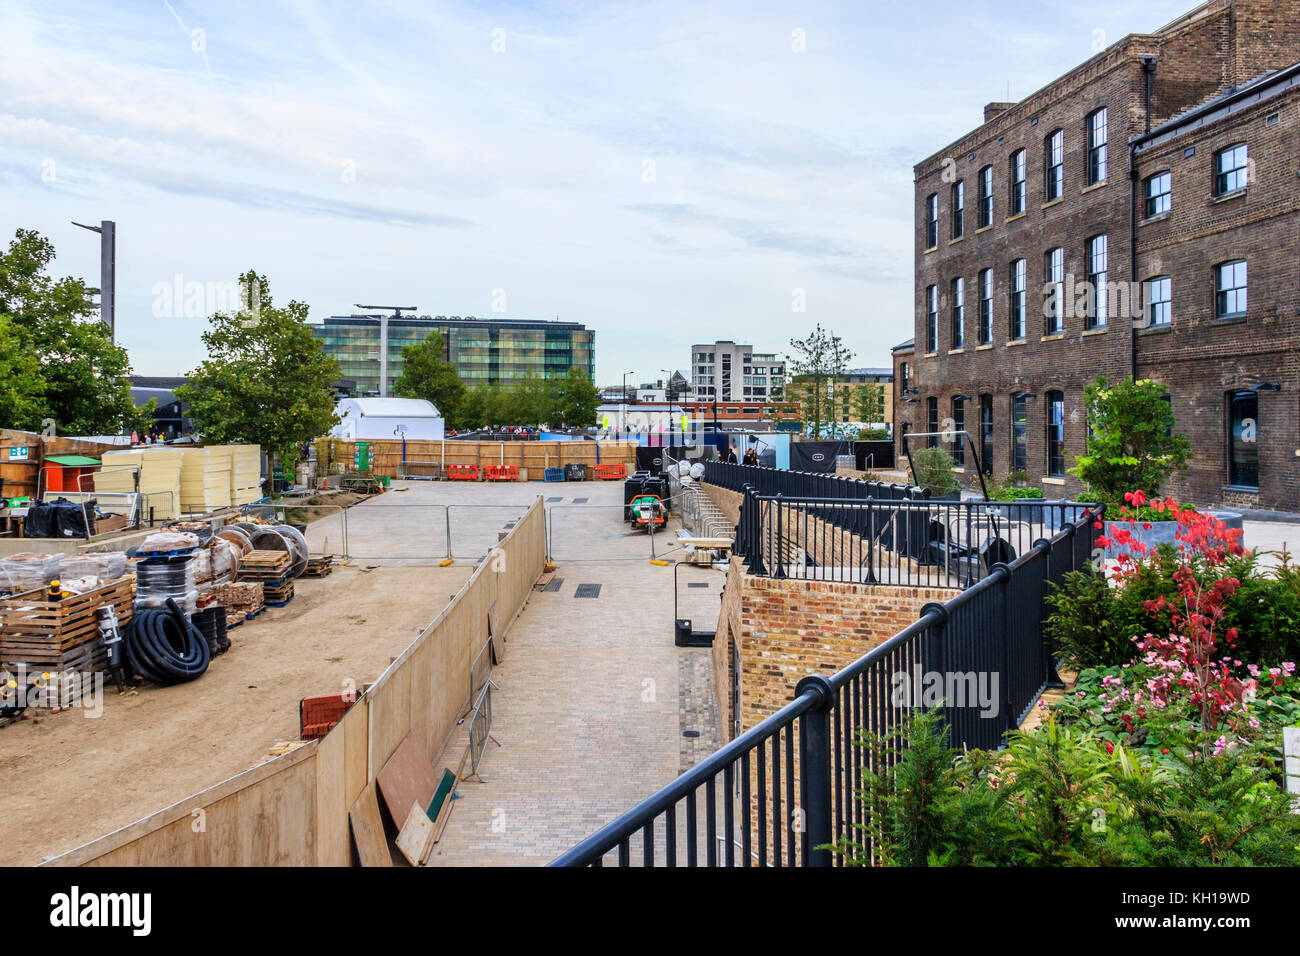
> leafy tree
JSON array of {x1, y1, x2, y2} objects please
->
[
  {"x1": 1072, "y1": 377, "x2": 1190, "y2": 503},
  {"x1": 788, "y1": 324, "x2": 853, "y2": 438},
  {"x1": 393, "y1": 331, "x2": 465, "y2": 426},
  {"x1": 550, "y1": 366, "x2": 600, "y2": 428},
  {"x1": 0, "y1": 228, "x2": 150, "y2": 435},
  {"x1": 176, "y1": 271, "x2": 341, "y2": 468},
  {"x1": 852, "y1": 383, "x2": 884, "y2": 425},
  {"x1": 0, "y1": 315, "x2": 45, "y2": 427}
]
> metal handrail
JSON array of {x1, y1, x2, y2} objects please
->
[{"x1": 550, "y1": 501, "x2": 1103, "y2": 867}]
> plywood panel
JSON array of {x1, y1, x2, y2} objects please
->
[{"x1": 48, "y1": 498, "x2": 548, "y2": 867}]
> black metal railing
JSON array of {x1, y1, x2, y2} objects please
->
[
  {"x1": 736, "y1": 491, "x2": 1096, "y2": 588},
  {"x1": 703, "y1": 460, "x2": 924, "y2": 503},
  {"x1": 550, "y1": 502, "x2": 1103, "y2": 867}
]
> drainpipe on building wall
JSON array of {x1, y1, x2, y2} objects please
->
[{"x1": 1130, "y1": 55, "x2": 1158, "y2": 381}]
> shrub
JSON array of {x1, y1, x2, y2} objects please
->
[
  {"x1": 1071, "y1": 377, "x2": 1190, "y2": 505},
  {"x1": 833, "y1": 710, "x2": 1300, "y2": 867},
  {"x1": 1045, "y1": 546, "x2": 1181, "y2": 670},
  {"x1": 910, "y1": 445, "x2": 959, "y2": 496}
]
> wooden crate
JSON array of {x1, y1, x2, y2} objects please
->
[{"x1": 0, "y1": 574, "x2": 136, "y2": 667}]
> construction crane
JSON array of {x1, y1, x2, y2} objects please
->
[{"x1": 352, "y1": 304, "x2": 417, "y2": 396}]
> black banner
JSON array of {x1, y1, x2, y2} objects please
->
[{"x1": 789, "y1": 441, "x2": 848, "y2": 473}]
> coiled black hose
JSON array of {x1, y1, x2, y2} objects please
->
[{"x1": 125, "y1": 598, "x2": 211, "y2": 685}]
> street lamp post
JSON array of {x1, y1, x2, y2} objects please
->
[
  {"x1": 71, "y1": 220, "x2": 115, "y2": 342},
  {"x1": 621, "y1": 370, "x2": 635, "y2": 436}
]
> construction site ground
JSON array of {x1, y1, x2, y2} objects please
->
[
  {"x1": 0, "y1": 481, "x2": 544, "y2": 866},
  {"x1": 0, "y1": 478, "x2": 723, "y2": 866}
]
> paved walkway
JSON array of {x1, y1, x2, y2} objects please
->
[{"x1": 427, "y1": 482, "x2": 722, "y2": 866}]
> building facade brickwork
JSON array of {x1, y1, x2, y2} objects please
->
[{"x1": 902, "y1": 0, "x2": 1300, "y2": 510}]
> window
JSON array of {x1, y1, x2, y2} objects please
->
[
  {"x1": 1011, "y1": 394, "x2": 1028, "y2": 472},
  {"x1": 926, "y1": 193, "x2": 939, "y2": 248},
  {"x1": 1045, "y1": 129, "x2": 1064, "y2": 201},
  {"x1": 979, "y1": 394, "x2": 994, "y2": 475},
  {"x1": 979, "y1": 268, "x2": 993, "y2": 345},
  {"x1": 1086, "y1": 235, "x2": 1108, "y2": 328},
  {"x1": 951, "y1": 277, "x2": 965, "y2": 349},
  {"x1": 1009, "y1": 259, "x2": 1027, "y2": 339},
  {"x1": 1087, "y1": 108, "x2": 1108, "y2": 184},
  {"x1": 1145, "y1": 276, "x2": 1171, "y2": 327},
  {"x1": 1044, "y1": 247, "x2": 1064, "y2": 335},
  {"x1": 978, "y1": 165, "x2": 994, "y2": 227},
  {"x1": 1215, "y1": 260, "x2": 1247, "y2": 318},
  {"x1": 951, "y1": 180, "x2": 965, "y2": 240},
  {"x1": 899, "y1": 361, "x2": 909, "y2": 392},
  {"x1": 1046, "y1": 390, "x2": 1065, "y2": 477},
  {"x1": 1227, "y1": 390, "x2": 1258, "y2": 489},
  {"x1": 952, "y1": 396, "x2": 966, "y2": 467},
  {"x1": 1010, "y1": 150, "x2": 1027, "y2": 215},
  {"x1": 926, "y1": 285, "x2": 939, "y2": 352},
  {"x1": 1145, "y1": 171, "x2": 1171, "y2": 217},
  {"x1": 1215, "y1": 144, "x2": 1248, "y2": 195},
  {"x1": 927, "y1": 397, "x2": 939, "y2": 448}
]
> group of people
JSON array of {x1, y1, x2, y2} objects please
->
[{"x1": 722, "y1": 446, "x2": 761, "y2": 466}]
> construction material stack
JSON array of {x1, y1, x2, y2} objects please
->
[
  {"x1": 225, "y1": 445, "x2": 262, "y2": 505},
  {"x1": 238, "y1": 550, "x2": 294, "y2": 607},
  {"x1": 0, "y1": 564, "x2": 136, "y2": 673},
  {"x1": 180, "y1": 447, "x2": 232, "y2": 513},
  {"x1": 95, "y1": 448, "x2": 184, "y2": 521}
]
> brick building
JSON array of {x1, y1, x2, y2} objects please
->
[
  {"x1": 1132, "y1": 65, "x2": 1300, "y2": 511},
  {"x1": 902, "y1": 0, "x2": 1300, "y2": 510}
]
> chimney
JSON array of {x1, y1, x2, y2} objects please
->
[{"x1": 984, "y1": 101, "x2": 1016, "y2": 122}]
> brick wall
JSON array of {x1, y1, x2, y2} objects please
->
[
  {"x1": 1133, "y1": 81, "x2": 1300, "y2": 511},
  {"x1": 905, "y1": 0, "x2": 1300, "y2": 510},
  {"x1": 708, "y1": 557, "x2": 955, "y2": 863}
]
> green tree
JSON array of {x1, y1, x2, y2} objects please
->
[
  {"x1": 852, "y1": 383, "x2": 884, "y2": 425},
  {"x1": 0, "y1": 315, "x2": 45, "y2": 427},
  {"x1": 1072, "y1": 376, "x2": 1191, "y2": 503},
  {"x1": 176, "y1": 271, "x2": 341, "y2": 468},
  {"x1": 788, "y1": 324, "x2": 853, "y2": 438},
  {"x1": 550, "y1": 367, "x2": 600, "y2": 428},
  {"x1": 0, "y1": 228, "x2": 150, "y2": 435},
  {"x1": 393, "y1": 331, "x2": 466, "y2": 426}
]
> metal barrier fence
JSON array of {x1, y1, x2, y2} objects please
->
[
  {"x1": 703, "y1": 460, "x2": 925, "y2": 503},
  {"x1": 550, "y1": 502, "x2": 1103, "y2": 867},
  {"x1": 235, "y1": 500, "x2": 534, "y2": 561},
  {"x1": 737, "y1": 492, "x2": 1098, "y2": 588}
]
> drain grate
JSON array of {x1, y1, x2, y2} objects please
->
[
  {"x1": 687, "y1": 582, "x2": 709, "y2": 588},
  {"x1": 574, "y1": 583, "x2": 602, "y2": 599},
  {"x1": 546, "y1": 496, "x2": 563, "y2": 503},
  {"x1": 544, "y1": 577, "x2": 565, "y2": 593},
  {"x1": 682, "y1": 730, "x2": 700, "y2": 738},
  {"x1": 571, "y1": 497, "x2": 589, "y2": 504}
]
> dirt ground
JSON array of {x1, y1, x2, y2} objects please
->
[{"x1": 0, "y1": 561, "x2": 471, "y2": 866}]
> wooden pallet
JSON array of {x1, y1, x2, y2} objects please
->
[
  {"x1": 0, "y1": 575, "x2": 136, "y2": 668},
  {"x1": 263, "y1": 580, "x2": 295, "y2": 605},
  {"x1": 238, "y1": 550, "x2": 291, "y2": 580},
  {"x1": 303, "y1": 556, "x2": 333, "y2": 578}
]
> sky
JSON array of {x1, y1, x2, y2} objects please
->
[{"x1": 1, "y1": 0, "x2": 1195, "y2": 383}]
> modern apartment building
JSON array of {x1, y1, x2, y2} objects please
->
[
  {"x1": 902, "y1": 0, "x2": 1300, "y2": 510},
  {"x1": 836, "y1": 367, "x2": 894, "y2": 426},
  {"x1": 690, "y1": 341, "x2": 786, "y2": 403},
  {"x1": 312, "y1": 315, "x2": 595, "y2": 396}
]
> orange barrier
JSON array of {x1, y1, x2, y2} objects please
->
[
  {"x1": 485, "y1": 464, "x2": 519, "y2": 482},
  {"x1": 593, "y1": 463, "x2": 627, "y2": 480},
  {"x1": 448, "y1": 463, "x2": 480, "y2": 481}
]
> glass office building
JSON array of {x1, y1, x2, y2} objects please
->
[{"x1": 312, "y1": 315, "x2": 595, "y2": 396}]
